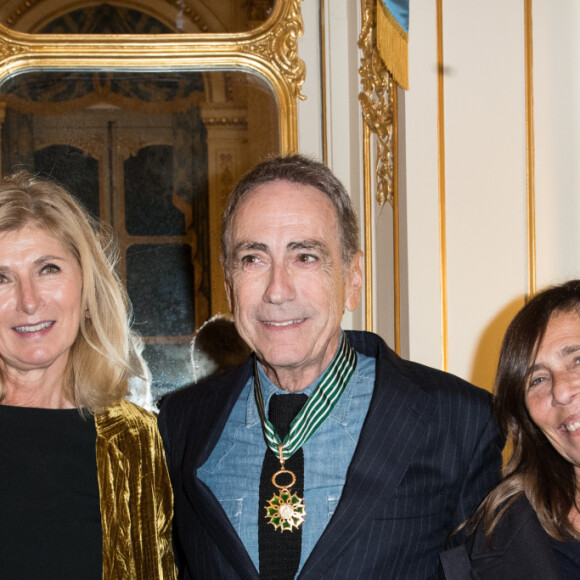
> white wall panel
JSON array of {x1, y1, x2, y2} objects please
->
[
  {"x1": 297, "y1": 0, "x2": 323, "y2": 159},
  {"x1": 443, "y1": 0, "x2": 526, "y2": 388},
  {"x1": 534, "y1": 0, "x2": 580, "y2": 288},
  {"x1": 404, "y1": 0, "x2": 443, "y2": 369}
]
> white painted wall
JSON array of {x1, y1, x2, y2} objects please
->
[
  {"x1": 441, "y1": 0, "x2": 527, "y2": 389},
  {"x1": 534, "y1": 0, "x2": 580, "y2": 288},
  {"x1": 298, "y1": 0, "x2": 580, "y2": 391},
  {"x1": 403, "y1": 0, "x2": 443, "y2": 370}
]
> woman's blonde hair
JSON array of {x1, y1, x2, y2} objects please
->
[{"x1": 0, "y1": 171, "x2": 144, "y2": 412}]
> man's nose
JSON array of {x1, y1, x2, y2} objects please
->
[{"x1": 263, "y1": 262, "x2": 295, "y2": 304}]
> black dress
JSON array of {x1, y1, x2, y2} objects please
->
[{"x1": 0, "y1": 404, "x2": 102, "y2": 579}]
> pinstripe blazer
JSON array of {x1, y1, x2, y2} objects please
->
[{"x1": 159, "y1": 330, "x2": 504, "y2": 580}]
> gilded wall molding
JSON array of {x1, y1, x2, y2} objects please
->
[
  {"x1": 358, "y1": 0, "x2": 395, "y2": 206},
  {"x1": 524, "y1": 0, "x2": 536, "y2": 298}
]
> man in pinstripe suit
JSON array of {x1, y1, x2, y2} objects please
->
[{"x1": 159, "y1": 155, "x2": 504, "y2": 579}]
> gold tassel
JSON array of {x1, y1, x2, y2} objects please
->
[{"x1": 376, "y1": 0, "x2": 409, "y2": 89}]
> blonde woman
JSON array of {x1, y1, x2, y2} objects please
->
[{"x1": 0, "y1": 173, "x2": 176, "y2": 579}]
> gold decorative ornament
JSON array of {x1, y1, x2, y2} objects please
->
[
  {"x1": 247, "y1": 0, "x2": 306, "y2": 101},
  {"x1": 358, "y1": 0, "x2": 401, "y2": 350},
  {"x1": 0, "y1": 36, "x2": 23, "y2": 60},
  {"x1": 358, "y1": 0, "x2": 396, "y2": 207}
]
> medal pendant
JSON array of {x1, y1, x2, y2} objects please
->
[{"x1": 264, "y1": 465, "x2": 307, "y2": 532}]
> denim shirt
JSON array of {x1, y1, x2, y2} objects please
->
[{"x1": 198, "y1": 347, "x2": 376, "y2": 575}]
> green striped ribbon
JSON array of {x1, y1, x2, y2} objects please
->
[{"x1": 254, "y1": 334, "x2": 357, "y2": 462}]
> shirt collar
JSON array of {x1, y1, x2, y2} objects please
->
[{"x1": 244, "y1": 332, "x2": 357, "y2": 428}]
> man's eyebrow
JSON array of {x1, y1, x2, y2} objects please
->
[
  {"x1": 233, "y1": 241, "x2": 269, "y2": 255},
  {"x1": 288, "y1": 240, "x2": 330, "y2": 256},
  {"x1": 232, "y1": 239, "x2": 330, "y2": 256}
]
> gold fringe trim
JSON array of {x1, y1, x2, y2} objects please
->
[{"x1": 377, "y1": 0, "x2": 409, "y2": 89}]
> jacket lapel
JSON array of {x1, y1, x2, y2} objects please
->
[
  {"x1": 182, "y1": 362, "x2": 260, "y2": 579},
  {"x1": 300, "y1": 332, "x2": 436, "y2": 578},
  {"x1": 187, "y1": 476, "x2": 259, "y2": 579}
]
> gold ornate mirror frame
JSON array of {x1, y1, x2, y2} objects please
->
[{"x1": 0, "y1": 0, "x2": 304, "y2": 150}]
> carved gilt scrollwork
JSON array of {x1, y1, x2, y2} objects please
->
[
  {"x1": 0, "y1": 37, "x2": 23, "y2": 60},
  {"x1": 358, "y1": 0, "x2": 396, "y2": 206},
  {"x1": 247, "y1": 0, "x2": 305, "y2": 101},
  {"x1": 38, "y1": 136, "x2": 105, "y2": 161}
]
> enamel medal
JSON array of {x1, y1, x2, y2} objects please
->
[{"x1": 264, "y1": 444, "x2": 307, "y2": 532}]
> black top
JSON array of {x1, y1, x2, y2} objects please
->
[
  {"x1": 550, "y1": 536, "x2": 580, "y2": 577},
  {"x1": 0, "y1": 404, "x2": 102, "y2": 579},
  {"x1": 440, "y1": 494, "x2": 566, "y2": 580}
]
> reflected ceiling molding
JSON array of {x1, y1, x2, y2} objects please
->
[
  {"x1": 3, "y1": 1, "x2": 212, "y2": 33},
  {"x1": 358, "y1": 0, "x2": 395, "y2": 207},
  {"x1": 0, "y1": 0, "x2": 304, "y2": 153},
  {"x1": 4, "y1": 0, "x2": 43, "y2": 28},
  {"x1": 203, "y1": 116, "x2": 248, "y2": 128}
]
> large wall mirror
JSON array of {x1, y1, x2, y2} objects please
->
[{"x1": 0, "y1": 0, "x2": 304, "y2": 402}]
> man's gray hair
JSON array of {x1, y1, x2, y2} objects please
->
[{"x1": 221, "y1": 154, "x2": 360, "y2": 277}]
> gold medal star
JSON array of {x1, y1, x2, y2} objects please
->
[{"x1": 265, "y1": 490, "x2": 307, "y2": 532}]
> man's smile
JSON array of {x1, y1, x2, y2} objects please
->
[{"x1": 262, "y1": 319, "x2": 305, "y2": 327}]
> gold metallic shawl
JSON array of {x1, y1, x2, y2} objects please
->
[{"x1": 95, "y1": 400, "x2": 177, "y2": 579}]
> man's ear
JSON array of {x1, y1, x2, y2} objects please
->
[{"x1": 344, "y1": 250, "x2": 363, "y2": 312}]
